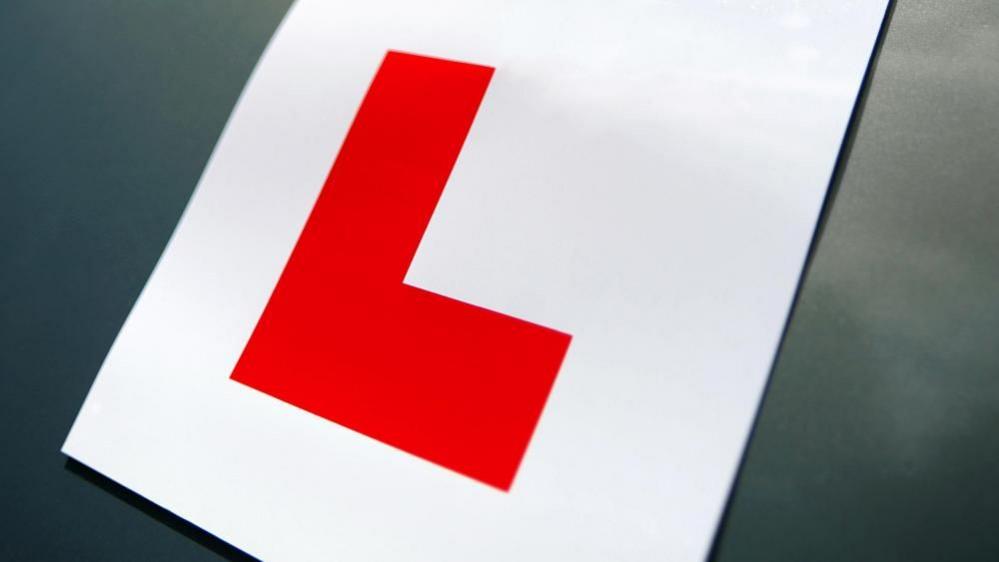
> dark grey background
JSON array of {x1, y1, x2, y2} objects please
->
[{"x1": 1, "y1": 1, "x2": 996, "y2": 560}]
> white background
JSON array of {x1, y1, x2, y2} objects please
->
[{"x1": 64, "y1": 1, "x2": 889, "y2": 560}]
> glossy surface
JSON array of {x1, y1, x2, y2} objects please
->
[
  {"x1": 713, "y1": 2, "x2": 999, "y2": 560},
  {"x1": 1, "y1": 1, "x2": 996, "y2": 560}
]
